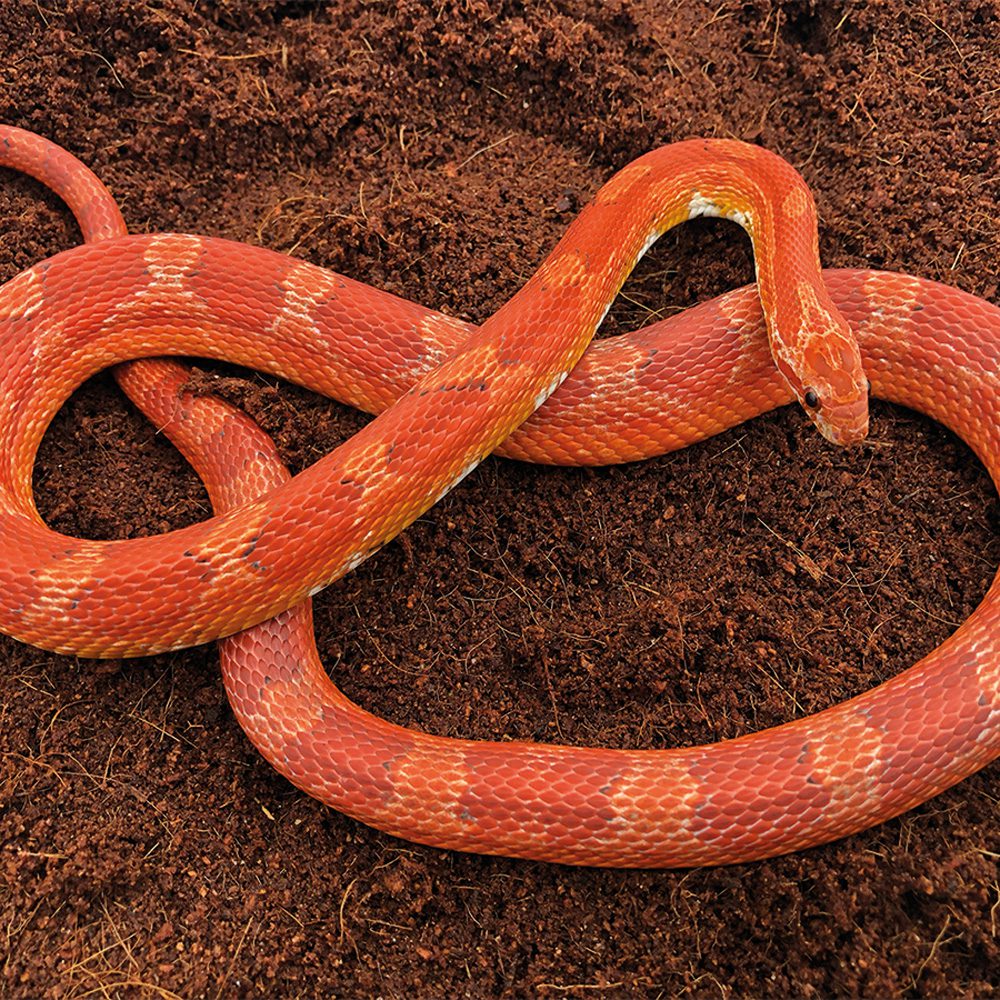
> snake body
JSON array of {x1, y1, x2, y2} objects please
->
[{"x1": 1, "y1": 126, "x2": 997, "y2": 866}]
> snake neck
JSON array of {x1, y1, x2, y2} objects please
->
[{"x1": 479, "y1": 139, "x2": 869, "y2": 446}]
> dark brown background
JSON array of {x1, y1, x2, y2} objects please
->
[{"x1": 1, "y1": 1, "x2": 998, "y2": 996}]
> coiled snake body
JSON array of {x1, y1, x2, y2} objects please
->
[{"x1": 1, "y1": 126, "x2": 997, "y2": 866}]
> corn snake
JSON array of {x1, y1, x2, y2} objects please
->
[{"x1": 0, "y1": 125, "x2": 996, "y2": 866}]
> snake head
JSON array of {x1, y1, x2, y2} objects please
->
[{"x1": 792, "y1": 330, "x2": 870, "y2": 446}]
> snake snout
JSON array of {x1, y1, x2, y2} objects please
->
[
  {"x1": 822, "y1": 414, "x2": 869, "y2": 446},
  {"x1": 812, "y1": 397, "x2": 870, "y2": 446}
]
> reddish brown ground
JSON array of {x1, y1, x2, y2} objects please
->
[{"x1": 1, "y1": 1, "x2": 998, "y2": 996}]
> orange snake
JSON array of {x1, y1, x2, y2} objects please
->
[{"x1": 1, "y1": 125, "x2": 997, "y2": 867}]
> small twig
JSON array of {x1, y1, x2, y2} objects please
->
[
  {"x1": 338, "y1": 878, "x2": 358, "y2": 946},
  {"x1": 911, "y1": 914, "x2": 952, "y2": 987},
  {"x1": 176, "y1": 48, "x2": 280, "y2": 61},
  {"x1": 456, "y1": 133, "x2": 516, "y2": 170},
  {"x1": 914, "y1": 11, "x2": 966, "y2": 62},
  {"x1": 215, "y1": 917, "x2": 255, "y2": 1000}
]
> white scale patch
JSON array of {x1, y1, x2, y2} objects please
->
[
  {"x1": 687, "y1": 192, "x2": 750, "y2": 231},
  {"x1": 269, "y1": 263, "x2": 336, "y2": 338},
  {"x1": 102, "y1": 235, "x2": 204, "y2": 344},
  {"x1": 636, "y1": 228, "x2": 661, "y2": 263},
  {"x1": 310, "y1": 545, "x2": 374, "y2": 596},
  {"x1": 533, "y1": 370, "x2": 569, "y2": 411},
  {"x1": 431, "y1": 457, "x2": 482, "y2": 506},
  {"x1": 450, "y1": 458, "x2": 480, "y2": 490},
  {"x1": 0, "y1": 268, "x2": 44, "y2": 323},
  {"x1": 341, "y1": 550, "x2": 368, "y2": 574},
  {"x1": 595, "y1": 301, "x2": 613, "y2": 331},
  {"x1": 142, "y1": 233, "x2": 204, "y2": 287}
]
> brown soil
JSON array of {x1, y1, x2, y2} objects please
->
[{"x1": 1, "y1": 1, "x2": 999, "y2": 996}]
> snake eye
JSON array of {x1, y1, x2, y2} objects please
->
[
  {"x1": 866, "y1": 379, "x2": 872, "y2": 395},
  {"x1": 804, "y1": 389, "x2": 820, "y2": 409}
]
